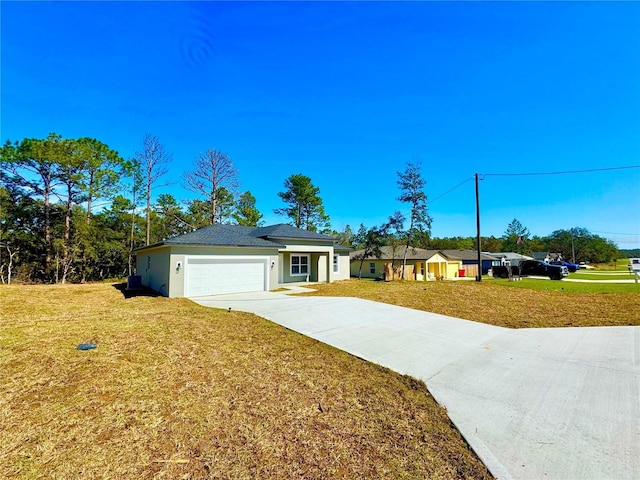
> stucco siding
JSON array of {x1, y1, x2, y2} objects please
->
[
  {"x1": 168, "y1": 252, "x2": 185, "y2": 297},
  {"x1": 280, "y1": 247, "x2": 335, "y2": 284},
  {"x1": 350, "y1": 259, "x2": 386, "y2": 278},
  {"x1": 281, "y1": 251, "x2": 314, "y2": 283},
  {"x1": 314, "y1": 253, "x2": 328, "y2": 283},
  {"x1": 137, "y1": 246, "x2": 171, "y2": 296},
  {"x1": 333, "y1": 254, "x2": 351, "y2": 281},
  {"x1": 447, "y1": 261, "x2": 462, "y2": 278}
]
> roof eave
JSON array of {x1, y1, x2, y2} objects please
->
[
  {"x1": 134, "y1": 241, "x2": 166, "y2": 252},
  {"x1": 138, "y1": 241, "x2": 284, "y2": 250},
  {"x1": 263, "y1": 235, "x2": 336, "y2": 242}
]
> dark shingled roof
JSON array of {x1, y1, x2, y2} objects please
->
[
  {"x1": 143, "y1": 224, "x2": 282, "y2": 249},
  {"x1": 252, "y1": 224, "x2": 337, "y2": 242},
  {"x1": 136, "y1": 223, "x2": 338, "y2": 251}
]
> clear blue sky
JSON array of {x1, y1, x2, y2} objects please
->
[{"x1": 2, "y1": 1, "x2": 639, "y2": 248}]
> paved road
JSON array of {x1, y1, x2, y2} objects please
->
[{"x1": 192, "y1": 291, "x2": 640, "y2": 480}]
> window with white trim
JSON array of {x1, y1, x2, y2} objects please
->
[
  {"x1": 369, "y1": 262, "x2": 376, "y2": 274},
  {"x1": 333, "y1": 254, "x2": 339, "y2": 273},
  {"x1": 291, "y1": 255, "x2": 309, "y2": 276}
]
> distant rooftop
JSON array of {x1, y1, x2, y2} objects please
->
[
  {"x1": 350, "y1": 246, "x2": 446, "y2": 260},
  {"x1": 440, "y1": 250, "x2": 499, "y2": 261}
]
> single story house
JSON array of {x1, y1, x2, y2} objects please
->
[
  {"x1": 349, "y1": 246, "x2": 462, "y2": 280},
  {"x1": 440, "y1": 250, "x2": 500, "y2": 275},
  {"x1": 134, "y1": 223, "x2": 351, "y2": 297}
]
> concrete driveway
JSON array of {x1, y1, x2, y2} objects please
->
[{"x1": 192, "y1": 291, "x2": 640, "y2": 480}]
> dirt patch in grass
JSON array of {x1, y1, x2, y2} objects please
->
[
  {"x1": 301, "y1": 280, "x2": 640, "y2": 328},
  {"x1": 0, "y1": 283, "x2": 491, "y2": 479}
]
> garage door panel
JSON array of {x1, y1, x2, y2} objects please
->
[{"x1": 186, "y1": 258, "x2": 266, "y2": 297}]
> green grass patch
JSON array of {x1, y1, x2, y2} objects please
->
[
  {"x1": 301, "y1": 279, "x2": 640, "y2": 328},
  {"x1": 0, "y1": 283, "x2": 491, "y2": 480},
  {"x1": 492, "y1": 277, "x2": 639, "y2": 293}
]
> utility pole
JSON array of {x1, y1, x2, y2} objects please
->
[
  {"x1": 475, "y1": 173, "x2": 482, "y2": 282},
  {"x1": 570, "y1": 228, "x2": 576, "y2": 264}
]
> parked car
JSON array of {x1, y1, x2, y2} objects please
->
[
  {"x1": 549, "y1": 260, "x2": 579, "y2": 272},
  {"x1": 579, "y1": 262, "x2": 596, "y2": 270},
  {"x1": 520, "y1": 260, "x2": 569, "y2": 280},
  {"x1": 492, "y1": 260, "x2": 568, "y2": 280}
]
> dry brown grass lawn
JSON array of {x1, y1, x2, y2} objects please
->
[
  {"x1": 301, "y1": 279, "x2": 640, "y2": 328},
  {"x1": 0, "y1": 283, "x2": 491, "y2": 480}
]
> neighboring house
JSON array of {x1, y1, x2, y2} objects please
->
[
  {"x1": 532, "y1": 252, "x2": 563, "y2": 262},
  {"x1": 491, "y1": 252, "x2": 534, "y2": 267},
  {"x1": 440, "y1": 250, "x2": 500, "y2": 275},
  {"x1": 134, "y1": 223, "x2": 351, "y2": 298},
  {"x1": 349, "y1": 246, "x2": 462, "y2": 280}
]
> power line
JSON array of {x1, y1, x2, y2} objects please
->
[
  {"x1": 430, "y1": 165, "x2": 639, "y2": 204},
  {"x1": 591, "y1": 230, "x2": 640, "y2": 237},
  {"x1": 482, "y1": 165, "x2": 640, "y2": 177},
  {"x1": 430, "y1": 175, "x2": 474, "y2": 204}
]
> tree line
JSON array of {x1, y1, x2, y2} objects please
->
[
  {"x1": 0, "y1": 133, "x2": 335, "y2": 284},
  {"x1": 0, "y1": 133, "x2": 622, "y2": 284}
]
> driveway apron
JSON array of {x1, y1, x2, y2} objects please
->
[{"x1": 192, "y1": 292, "x2": 640, "y2": 480}]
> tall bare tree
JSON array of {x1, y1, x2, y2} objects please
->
[
  {"x1": 183, "y1": 149, "x2": 239, "y2": 225},
  {"x1": 135, "y1": 134, "x2": 172, "y2": 245}
]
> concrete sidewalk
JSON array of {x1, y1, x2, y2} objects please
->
[
  {"x1": 192, "y1": 292, "x2": 640, "y2": 480},
  {"x1": 563, "y1": 278, "x2": 638, "y2": 283}
]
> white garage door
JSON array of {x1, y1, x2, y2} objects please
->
[{"x1": 185, "y1": 257, "x2": 267, "y2": 297}]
